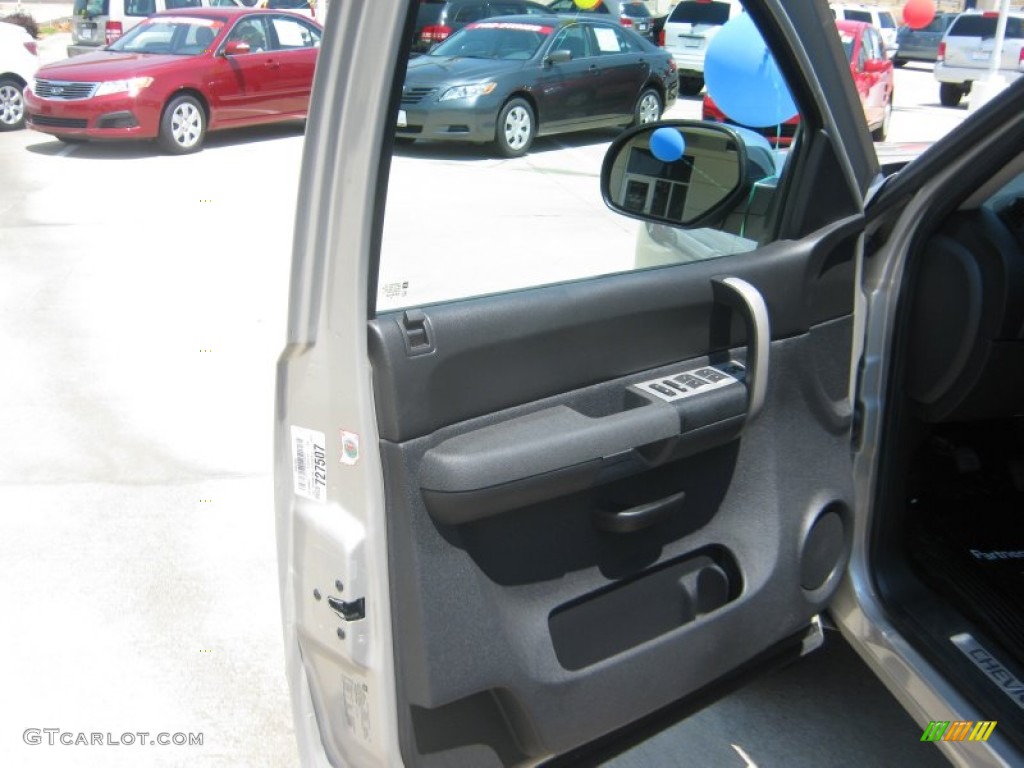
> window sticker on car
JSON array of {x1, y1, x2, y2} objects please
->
[
  {"x1": 468, "y1": 22, "x2": 553, "y2": 33},
  {"x1": 594, "y1": 27, "x2": 621, "y2": 52},
  {"x1": 291, "y1": 425, "x2": 328, "y2": 503}
]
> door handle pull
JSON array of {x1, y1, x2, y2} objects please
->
[
  {"x1": 592, "y1": 491, "x2": 686, "y2": 533},
  {"x1": 712, "y1": 276, "x2": 770, "y2": 422}
]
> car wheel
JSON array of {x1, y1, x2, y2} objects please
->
[
  {"x1": 494, "y1": 97, "x2": 535, "y2": 158},
  {"x1": 872, "y1": 92, "x2": 892, "y2": 142},
  {"x1": 0, "y1": 77, "x2": 26, "y2": 131},
  {"x1": 939, "y1": 82, "x2": 963, "y2": 108},
  {"x1": 893, "y1": 58, "x2": 906, "y2": 68},
  {"x1": 679, "y1": 76, "x2": 704, "y2": 96},
  {"x1": 632, "y1": 88, "x2": 663, "y2": 127},
  {"x1": 394, "y1": 136, "x2": 415, "y2": 145},
  {"x1": 159, "y1": 94, "x2": 206, "y2": 154}
]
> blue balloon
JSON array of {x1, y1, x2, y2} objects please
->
[
  {"x1": 649, "y1": 127, "x2": 685, "y2": 162},
  {"x1": 704, "y1": 13, "x2": 798, "y2": 129}
]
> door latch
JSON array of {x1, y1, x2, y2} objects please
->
[{"x1": 328, "y1": 596, "x2": 366, "y2": 622}]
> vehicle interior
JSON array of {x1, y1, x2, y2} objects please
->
[{"x1": 870, "y1": 153, "x2": 1024, "y2": 756}]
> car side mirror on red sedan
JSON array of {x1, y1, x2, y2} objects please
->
[
  {"x1": 223, "y1": 40, "x2": 251, "y2": 56},
  {"x1": 863, "y1": 58, "x2": 889, "y2": 74}
]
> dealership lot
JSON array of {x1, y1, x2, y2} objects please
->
[{"x1": 0, "y1": 55, "x2": 968, "y2": 766}]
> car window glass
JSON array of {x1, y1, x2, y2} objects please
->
[
  {"x1": 550, "y1": 23, "x2": 591, "y2": 58},
  {"x1": 622, "y1": 3, "x2": 651, "y2": 19},
  {"x1": 844, "y1": 10, "x2": 871, "y2": 23},
  {"x1": 270, "y1": 15, "x2": 319, "y2": 48},
  {"x1": 378, "y1": 0, "x2": 802, "y2": 312},
  {"x1": 878, "y1": 12, "x2": 894, "y2": 29},
  {"x1": 865, "y1": 28, "x2": 880, "y2": 60},
  {"x1": 227, "y1": 17, "x2": 268, "y2": 50},
  {"x1": 74, "y1": 0, "x2": 110, "y2": 16},
  {"x1": 590, "y1": 24, "x2": 642, "y2": 54},
  {"x1": 125, "y1": 0, "x2": 155, "y2": 16},
  {"x1": 669, "y1": 1, "x2": 733, "y2": 25},
  {"x1": 453, "y1": 4, "x2": 489, "y2": 23},
  {"x1": 165, "y1": 0, "x2": 201, "y2": 8}
]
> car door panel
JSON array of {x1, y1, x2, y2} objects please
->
[
  {"x1": 275, "y1": 0, "x2": 882, "y2": 764},
  {"x1": 367, "y1": 223, "x2": 859, "y2": 761}
]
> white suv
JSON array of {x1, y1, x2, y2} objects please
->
[
  {"x1": 68, "y1": 0, "x2": 242, "y2": 56},
  {"x1": 935, "y1": 10, "x2": 1024, "y2": 107},
  {"x1": 660, "y1": 0, "x2": 743, "y2": 95},
  {"x1": 0, "y1": 20, "x2": 38, "y2": 131},
  {"x1": 831, "y1": 3, "x2": 897, "y2": 58}
]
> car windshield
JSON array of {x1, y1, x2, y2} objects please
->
[
  {"x1": 73, "y1": 0, "x2": 109, "y2": 18},
  {"x1": 107, "y1": 17, "x2": 225, "y2": 55},
  {"x1": 843, "y1": 10, "x2": 871, "y2": 23},
  {"x1": 428, "y1": 21, "x2": 553, "y2": 59},
  {"x1": 669, "y1": 1, "x2": 732, "y2": 25}
]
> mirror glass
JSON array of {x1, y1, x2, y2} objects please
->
[{"x1": 603, "y1": 123, "x2": 746, "y2": 227}]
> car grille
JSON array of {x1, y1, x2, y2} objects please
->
[
  {"x1": 401, "y1": 87, "x2": 437, "y2": 106},
  {"x1": 30, "y1": 115, "x2": 89, "y2": 128},
  {"x1": 34, "y1": 79, "x2": 99, "y2": 100}
]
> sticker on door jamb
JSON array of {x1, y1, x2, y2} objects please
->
[
  {"x1": 340, "y1": 430, "x2": 360, "y2": 466},
  {"x1": 291, "y1": 425, "x2": 328, "y2": 503}
]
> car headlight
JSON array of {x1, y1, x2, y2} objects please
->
[
  {"x1": 439, "y1": 82, "x2": 497, "y2": 102},
  {"x1": 94, "y1": 77, "x2": 155, "y2": 97}
]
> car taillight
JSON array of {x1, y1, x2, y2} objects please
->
[
  {"x1": 24, "y1": 40, "x2": 38, "y2": 56},
  {"x1": 105, "y1": 21, "x2": 123, "y2": 45},
  {"x1": 620, "y1": 16, "x2": 633, "y2": 27},
  {"x1": 1019, "y1": 46, "x2": 1024, "y2": 70},
  {"x1": 936, "y1": 41, "x2": 945, "y2": 62},
  {"x1": 658, "y1": 28, "x2": 665, "y2": 46},
  {"x1": 420, "y1": 25, "x2": 452, "y2": 44}
]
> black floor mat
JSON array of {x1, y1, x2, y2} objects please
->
[{"x1": 907, "y1": 429, "x2": 1024, "y2": 662}]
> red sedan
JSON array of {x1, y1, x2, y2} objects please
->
[
  {"x1": 25, "y1": 8, "x2": 321, "y2": 153},
  {"x1": 703, "y1": 19, "x2": 894, "y2": 143}
]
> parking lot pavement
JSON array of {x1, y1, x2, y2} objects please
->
[{"x1": 0, "y1": 59, "x2": 967, "y2": 767}]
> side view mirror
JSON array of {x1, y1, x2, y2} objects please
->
[
  {"x1": 863, "y1": 58, "x2": 888, "y2": 73},
  {"x1": 601, "y1": 121, "x2": 750, "y2": 227},
  {"x1": 223, "y1": 40, "x2": 251, "y2": 55},
  {"x1": 545, "y1": 49, "x2": 571, "y2": 65}
]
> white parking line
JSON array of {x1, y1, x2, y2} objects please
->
[{"x1": 55, "y1": 143, "x2": 77, "y2": 158}]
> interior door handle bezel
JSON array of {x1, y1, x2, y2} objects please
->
[{"x1": 712, "y1": 276, "x2": 770, "y2": 422}]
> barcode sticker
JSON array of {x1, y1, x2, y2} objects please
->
[{"x1": 290, "y1": 426, "x2": 328, "y2": 503}]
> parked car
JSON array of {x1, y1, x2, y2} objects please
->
[
  {"x1": 25, "y1": 8, "x2": 321, "y2": 153},
  {"x1": 935, "y1": 10, "x2": 1024, "y2": 107},
  {"x1": 547, "y1": 0, "x2": 653, "y2": 39},
  {"x1": 396, "y1": 15, "x2": 677, "y2": 156},
  {"x1": 830, "y1": 3, "x2": 897, "y2": 58},
  {"x1": 893, "y1": 11, "x2": 955, "y2": 67},
  {"x1": 0, "y1": 19, "x2": 38, "y2": 130},
  {"x1": 280, "y1": 1, "x2": 1024, "y2": 765},
  {"x1": 703, "y1": 19, "x2": 893, "y2": 142},
  {"x1": 411, "y1": 0, "x2": 553, "y2": 54},
  {"x1": 68, "y1": 0, "x2": 243, "y2": 57},
  {"x1": 660, "y1": 0, "x2": 743, "y2": 95}
]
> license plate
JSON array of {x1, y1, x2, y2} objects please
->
[
  {"x1": 679, "y1": 35, "x2": 701, "y2": 48},
  {"x1": 80, "y1": 26, "x2": 94, "y2": 40},
  {"x1": 397, "y1": 109, "x2": 407, "y2": 128},
  {"x1": 636, "y1": 23, "x2": 648, "y2": 32},
  {"x1": 971, "y1": 51, "x2": 991, "y2": 61}
]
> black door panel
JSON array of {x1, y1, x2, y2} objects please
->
[
  {"x1": 379, "y1": 320, "x2": 855, "y2": 764},
  {"x1": 371, "y1": 225, "x2": 859, "y2": 763}
]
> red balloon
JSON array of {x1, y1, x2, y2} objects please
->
[{"x1": 903, "y1": 0, "x2": 936, "y2": 30}]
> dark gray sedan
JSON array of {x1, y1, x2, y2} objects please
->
[
  {"x1": 396, "y1": 15, "x2": 678, "y2": 156},
  {"x1": 893, "y1": 12, "x2": 956, "y2": 67}
]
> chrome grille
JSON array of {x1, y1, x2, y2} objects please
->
[
  {"x1": 401, "y1": 87, "x2": 437, "y2": 106},
  {"x1": 34, "y1": 79, "x2": 99, "y2": 100}
]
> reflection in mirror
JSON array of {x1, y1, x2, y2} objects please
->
[{"x1": 602, "y1": 122, "x2": 747, "y2": 227}]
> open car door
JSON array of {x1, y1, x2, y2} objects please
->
[{"x1": 275, "y1": 0, "x2": 885, "y2": 764}]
